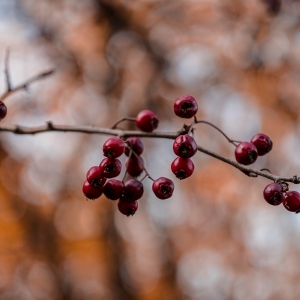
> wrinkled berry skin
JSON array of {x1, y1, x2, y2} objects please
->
[
  {"x1": 0, "y1": 101, "x2": 7, "y2": 120},
  {"x1": 136, "y1": 110, "x2": 159, "y2": 132},
  {"x1": 152, "y1": 177, "x2": 174, "y2": 199},
  {"x1": 263, "y1": 183, "x2": 283, "y2": 206},
  {"x1": 173, "y1": 135, "x2": 197, "y2": 158},
  {"x1": 235, "y1": 142, "x2": 258, "y2": 165},
  {"x1": 118, "y1": 200, "x2": 138, "y2": 216},
  {"x1": 122, "y1": 179, "x2": 144, "y2": 201},
  {"x1": 283, "y1": 191, "x2": 300, "y2": 213},
  {"x1": 171, "y1": 157, "x2": 194, "y2": 180},
  {"x1": 103, "y1": 179, "x2": 124, "y2": 200},
  {"x1": 82, "y1": 180, "x2": 103, "y2": 200},
  {"x1": 174, "y1": 95, "x2": 198, "y2": 119},
  {"x1": 103, "y1": 137, "x2": 125, "y2": 158},
  {"x1": 86, "y1": 166, "x2": 106, "y2": 188},
  {"x1": 126, "y1": 156, "x2": 144, "y2": 177},
  {"x1": 250, "y1": 133, "x2": 273, "y2": 156},
  {"x1": 99, "y1": 158, "x2": 122, "y2": 178},
  {"x1": 125, "y1": 137, "x2": 144, "y2": 156}
]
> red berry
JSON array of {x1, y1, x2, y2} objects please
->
[
  {"x1": 136, "y1": 110, "x2": 159, "y2": 132},
  {"x1": 171, "y1": 157, "x2": 194, "y2": 180},
  {"x1": 250, "y1": 133, "x2": 273, "y2": 156},
  {"x1": 103, "y1": 137, "x2": 125, "y2": 158},
  {"x1": 174, "y1": 95, "x2": 198, "y2": 119},
  {"x1": 235, "y1": 142, "x2": 258, "y2": 165},
  {"x1": 125, "y1": 137, "x2": 144, "y2": 156},
  {"x1": 118, "y1": 199, "x2": 138, "y2": 216},
  {"x1": 152, "y1": 177, "x2": 174, "y2": 199},
  {"x1": 173, "y1": 135, "x2": 197, "y2": 158},
  {"x1": 103, "y1": 179, "x2": 124, "y2": 200},
  {"x1": 0, "y1": 102, "x2": 7, "y2": 120},
  {"x1": 283, "y1": 191, "x2": 300, "y2": 213},
  {"x1": 125, "y1": 156, "x2": 144, "y2": 177},
  {"x1": 122, "y1": 179, "x2": 144, "y2": 201},
  {"x1": 82, "y1": 180, "x2": 103, "y2": 200},
  {"x1": 263, "y1": 183, "x2": 283, "y2": 206},
  {"x1": 99, "y1": 158, "x2": 122, "y2": 178},
  {"x1": 86, "y1": 166, "x2": 106, "y2": 188}
]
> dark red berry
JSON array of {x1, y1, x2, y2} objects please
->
[
  {"x1": 171, "y1": 157, "x2": 194, "y2": 180},
  {"x1": 99, "y1": 158, "x2": 122, "y2": 178},
  {"x1": 103, "y1": 179, "x2": 124, "y2": 200},
  {"x1": 250, "y1": 133, "x2": 273, "y2": 156},
  {"x1": 125, "y1": 137, "x2": 144, "y2": 156},
  {"x1": 0, "y1": 101, "x2": 7, "y2": 120},
  {"x1": 82, "y1": 180, "x2": 103, "y2": 200},
  {"x1": 235, "y1": 142, "x2": 258, "y2": 165},
  {"x1": 125, "y1": 156, "x2": 144, "y2": 177},
  {"x1": 263, "y1": 183, "x2": 283, "y2": 206},
  {"x1": 122, "y1": 179, "x2": 144, "y2": 201},
  {"x1": 86, "y1": 166, "x2": 106, "y2": 188},
  {"x1": 174, "y1": 95, "x2": 198, "y2": 119},
  {"x1": 136, "y1": 110, "x2": 159, "y2": 132},
  {"x1": 103, "y1": 137, "x2": 125, "y2": 158},
  {"x1": 262, "y1": 0, "x2": 281, "y2": 15},
  {"x1": 118, "y1": 199, "x2": 138, "y2": 216},
  {"x1": 283, "y1": 191, "x2": 300, "y2": 213},
  {"x1": 152, "y1": 177, "x2": 174, "y2": 200},
  {"x1": 173, "y1": 135, "x2": 197, "y2": 158}
]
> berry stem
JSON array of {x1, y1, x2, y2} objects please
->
[{"x1": 111, "y1": 117, "x2": 136, "y2": 129}]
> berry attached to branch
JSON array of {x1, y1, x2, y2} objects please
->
[
  {"x1": 152, "y1": 177, "x2": 174, "y2": 199},
  {"x1": 250, "y1": 133, "x2": 273, "y2": 156},
  {"x1": 235, "y1": 142, "x2": 258, "y2": 165},
  {"x1": 136, "y1": 110, "x2": 159, "y2": 132},
  {"x1": 174, "y1": 95, "x2": 198, "y2": 119}
]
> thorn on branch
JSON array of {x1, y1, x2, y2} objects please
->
[
  {"x1": 292, "y1": 175, "x2": 300, "y2": 184},
  {"x1": 47, "y1": 121, "x2": 54, "y2": 129},
  {"x1": 242, "y1": 170, "x2": 258, "y2": 177}
]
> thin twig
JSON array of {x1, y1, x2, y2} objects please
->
[
  {"x1": 0, "y1": 121, "x2": 299, "y2": 184},
  {"x1": 111, "y1": 117, "x2": 136, "y2": 129},
  {"x1": 4, "y1": 49, "x2": 12, "y2": 92},
  {"x1": 0, "y1": 70, "x2": 55, "y2": 102}
]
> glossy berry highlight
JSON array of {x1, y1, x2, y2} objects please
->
[
  {"x1": 152, "y1": 177, "x2": 174, "y2": 199},
  {"x1": 171, "y1": 157, "x2": 194, "y2": 180},
  {"x1": 103, "y1": 137, "x2": 125, "y2": 158},
  {"x1": 173, "y1": 134, "x2": 197, "y2": 158},
  {"x1": 283, "y1": 191, "x2": 300, "y2": 213},
  {"x1": 82, "y1": 180, "x2": 103, "y2": 200},
  {"x1": 99, "y1": 158, "x2": 122, "y2": 178},
  {"x1": 103, "y1": 179, "x2": 124, "y2": 200},
  {"x1": 174, "y1": 95, "x2": 198, "y2": 119},
  {"x1": 118, "y1": 199, "x2": 138, "y2": 216},
  {"x1": 136, "y1": 110, "x2": 159, "y2": 132},
  {"x1": 235, "y1": 142, "x2": 258, "y2": 165},
  {"x1": 86, "y1": 166, "x2": 106, "y2": 188},
  {"x1": 250, "y1": 133, "x2": 273, "y2": 156},
  {"x1": 263, "y1": 183, "x2": 283, "y2": 206},
  {"x1": 125, "y1": 137, "x2": 144, "y2": 156}
]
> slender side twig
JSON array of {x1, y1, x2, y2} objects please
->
[
  {"x1": 0, "y1": 70, "x2": 55, "y2": 102},
  {"x1": 0, "y1": 121, "x2": 299, "y2": 184},
  {"x1": 111, "y1": 117, "x2": 136, "y2": 129},
  {"x1": 4, "y1": 49, "x2": 12, "y2": 92}
]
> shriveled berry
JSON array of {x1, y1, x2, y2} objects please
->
[
  {"x1": 118, "y1": 199, "x2": 138, "y2": 216},
  {"x1": 263, "y1": 183, "x2": 283, "y2": 206},
  {"x1": 125, "y1": 137, "x2": 144, "y2": 156},
  {"x1": 283, "y1": 191, "x2": 300, "y2": 213},
  {"x1": 103, "y1": 137, "x2": 125, "y2": 158},
  {"x1": 0, "y1": 101, "x2": 7, "y2": 120},
  {"x1": 250, "y1": 133, "x2": 273, "y2": 156},
  {"x1": 173, "y1": 135, "x2": 197, "y2": 158},
  {"x1": 86, "y1": 166, "x2": 106, "y2": 188},
  {"x1": 152, "y1": 177, "x2": 174, "y2": 199},
  {"x1": 82, "y1": 180, "x2": 103, "y2": 200},
  {"x1": 174, "y1": 95, "x2": 198, "y2": 119},
  {"x1": 125, "y1": 156, "x2": 144, "y2": 177},
  {"x1": 171, "y1": 157, "x2": 194, "y2": 180},
  {"x1": 122, "y1": 179, "x2": 144, "y2": 201},
  {"x1": 235, "y1": 142, "x2": 258, "y2": 165},
  {"x1": 103, "y1": 179, "x2": 124, "y2": 200},
  {"x1": 136, "y1": 110, "x2": 159, "y2": 132},
  {"x1": 99, "y1": 158, "x2": 122, "y2": 178}
]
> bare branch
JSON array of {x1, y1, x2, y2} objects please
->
[
  {"x1": 4, "y1": 48, "x2": 12, "y2": 92},
  {"x1": 0, "y1": 122, "x2": 299, "y2": 185}
]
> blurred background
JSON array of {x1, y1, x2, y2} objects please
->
[{"x1": 0, "y1": 0, "x2": 299, "y2": 299}]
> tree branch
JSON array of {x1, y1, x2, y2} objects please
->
[{"x1": 0, "y1": 121, "x2": 299, "y2": 185}]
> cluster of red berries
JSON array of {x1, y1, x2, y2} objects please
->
[
  {"x1": 82, "y1": 109, "x2": 178, "y2": 216},
  {"x1": 0, "y1": 101, "x2": 7, "y2": 120},
  {"x1": 234, "y1": 133, "x2": 273, "y2": 165},
  {"x1": 264, "y1": 182, "x2": 300, "y2": 213}
]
